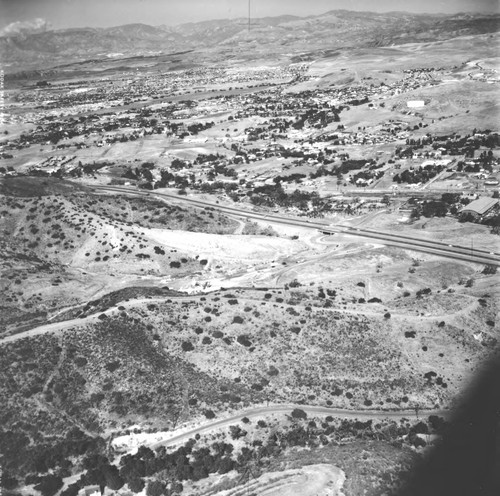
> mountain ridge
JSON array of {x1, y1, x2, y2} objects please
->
[{"x1": 1, "y1": 10, "x2": 499, "y2": 72}]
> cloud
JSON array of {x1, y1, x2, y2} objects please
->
[{"x1": 1, "y1": 18, "x2": 52, "y2": 37}]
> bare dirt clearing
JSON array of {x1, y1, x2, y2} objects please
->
[{"x1": 215, "y1": 463, "x2": 345, "y2": 496}]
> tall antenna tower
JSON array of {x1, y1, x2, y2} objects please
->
[{"x1": 248, "y1": 0, "x2": 251, "y2": 33}]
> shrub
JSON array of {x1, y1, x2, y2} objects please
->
[
  {"x1": 229, "y1": 425, "x2": 247, "y2": 439},
  {"x1": 232, "y1": 316, "x2": 244, "y2": 324},
  {"x1": 267, "y1": 366, "x2": 279, "y2": 376},
  {"x1": 74, "y1": 356, "x2": 88, "y2": 367},
  {"x1": 482, "y1": 265, "x2": 497, "y2": 275},
  {"x1": 416, "y1": 288, "x2": 432, "y2": 298},
  {"x1": 181, "y1": 341, "x2": 195, "y2": 352},
  {"x1": 105, "y1": 360, "x2": 121, "y2": 372},
  {"x1": 236, "y1": 335, "x2": 252, "y2": 347}
]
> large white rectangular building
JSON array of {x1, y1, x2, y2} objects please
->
[{"x1": 407, "y1": 100, "x2": 425, "y2": 108}]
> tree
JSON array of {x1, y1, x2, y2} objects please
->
[
  {"x1": 60, "y1": 483, "x2": 80, "y2": 496},
  {"x1": 128, "y1": 478, "x2": 145, "y2": 493},
  {"x1": 291, "y1": 408, "x2": 307, "y2": 420},
  {"x1": 146, "y1": 480, "x2": 165, "y2": 496},
  {"x1": 103, "y1": 464, "x2": 124, "y2": 490},
  {"x1": 137, "y1": 446, "x2": 155, "y2": 460},
  {"x1": 410, "y1": 208, "x2": 421, "y2": 220},
  {"x1": 441, "y1": 193, "x2": 460, "y2": 205},
  {"x1": 421, "y1": 200, "x2": 447, "y2": 218},
  {"x1": 218, "y1": 456, "x2": 235, "y2": 474},
  {"x1": 34, "y1": 475, "x2": 63, "y2": 496},
  {"x1": 171, "y1": 481, "x2": 183, "y2": 494}
]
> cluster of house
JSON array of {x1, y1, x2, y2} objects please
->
[
  {"x1": 3, "y1": 58, "x2": 449, "y2": 158},
  {"x1": 3, "y1": 61, "x2": 499, "y2": 200}
]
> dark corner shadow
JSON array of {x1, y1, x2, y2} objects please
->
[{"x1": 399, "y1": 351, "x2": 500, "y2": 496}]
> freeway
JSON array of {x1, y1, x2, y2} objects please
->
[{"x1": 94, "y1": 186, "x2": 500, "y2": 267}]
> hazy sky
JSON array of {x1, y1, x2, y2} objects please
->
[{"x1": 1, "y1": 0, "x2": 498, "y2": 30}]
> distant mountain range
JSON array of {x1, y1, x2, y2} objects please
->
[{"x1": 1, "y1": 10, "x2": 499, "y2": 72}]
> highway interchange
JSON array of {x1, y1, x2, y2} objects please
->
[{"x1": 95, "y1": 185, "x2": 500, "y2": 267}]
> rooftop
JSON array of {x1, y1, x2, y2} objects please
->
[{"x1": 462, "y1": 197, "x2": 498, "y2": 215}]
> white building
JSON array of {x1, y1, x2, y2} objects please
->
[{"x1": 407, "y1": 100, "x2": 425, "y2": 108}]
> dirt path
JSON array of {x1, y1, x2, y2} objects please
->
[
  {"x1": 42, "y1": 334, "x2": 66, "y2": 394},
  {"x1": 1, "y1": 286, "x2": 477, "y2": 345}
]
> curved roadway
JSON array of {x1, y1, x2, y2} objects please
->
[{"x1": 137, "y1": 403, "x2": 450, "y2": 452}]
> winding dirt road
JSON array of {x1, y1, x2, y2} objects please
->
[{"x1": 137, "y1": 403, "x2": 449, "y2": 452}]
